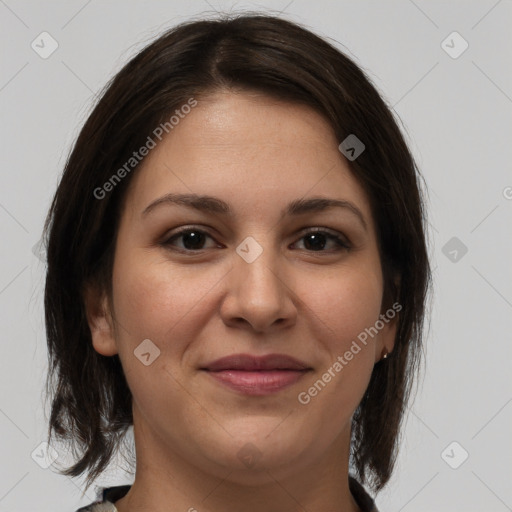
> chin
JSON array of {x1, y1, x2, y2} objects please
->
[{"x1": 199, "y1": 428, "x2": 310, "y2": 484}]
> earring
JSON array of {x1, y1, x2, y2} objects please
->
[{"x1": 381, "y1": 349, "x2": 389, "y2": 360}]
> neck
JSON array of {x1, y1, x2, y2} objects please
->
[{"x1": 115, "y1": 407, "x2": 362, "y2": 512}]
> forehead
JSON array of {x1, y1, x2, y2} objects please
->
[
  {"x1": 121, "y1": 91, "x2": 374, "y2": 227},
  {"x1": 167, "y1": 91, "x2": 339, "y2": 161}
]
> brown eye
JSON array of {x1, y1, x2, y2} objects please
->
[
  {"x1": 163, "y1": 228, "x2": 218, "y2": 251},
  {"x1": 293, "y1": 229, "x2": 350, "y2": 252}
]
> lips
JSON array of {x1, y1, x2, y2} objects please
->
[
  {"x1": 201, "y1": 354, "x2": 312, "y2": 396},
  {"x1": 202, "y1": 353, "x2": 311, "y2": 372}
]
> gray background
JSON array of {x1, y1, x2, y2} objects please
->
[{"x1": 1, "y1": 1, "x2": 511, "y2": 511}]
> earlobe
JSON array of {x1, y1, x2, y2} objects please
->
[
  {"x1": 376, "y1": 274, "x2": 401, "y2": 362},
  {"x1": 83, "y1": 283, "x2": 118, "y2": 357},
  {"x1": 375, "y1": 307, "x2": 399, "y2": 363}
]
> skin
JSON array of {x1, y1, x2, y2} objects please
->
[{"x1": 85, "y1": 90, "x2": 397, "y2": 512}]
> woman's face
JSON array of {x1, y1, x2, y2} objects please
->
[{"x1": 88, "y1": 90, "x2": 397, "y2": 482}]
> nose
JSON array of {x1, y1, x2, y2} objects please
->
[{"x1": 220, "y1": 239, "x2": 297, "y2": 333}]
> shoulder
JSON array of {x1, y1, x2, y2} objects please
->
[{"x1": 74, "y1": 485, "x2": 132, "y2": 512}]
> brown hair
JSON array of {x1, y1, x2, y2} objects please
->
[{"x1": 43, "y1": 12, "x2": 431, "y2": 494}]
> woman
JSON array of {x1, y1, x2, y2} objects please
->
[{"x1": 43, "y1": 13, "x2": 431, "y2": 512}]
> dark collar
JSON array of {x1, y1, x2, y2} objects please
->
[
  {"x1": 102, "y1": 485, "x2": 131, "y2": 504},
  {"x1": 349, "y1": 476, "x2": 378, "y2": 512}
]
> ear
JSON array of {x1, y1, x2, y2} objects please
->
[{"x1": 83, "y1": 282, "x2": 118, "y2": 357}]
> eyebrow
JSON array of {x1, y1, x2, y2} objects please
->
[{"x1": 141, "y1": 193, "x2": 367, "y2": 231}]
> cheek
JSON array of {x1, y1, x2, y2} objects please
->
[
  {"x1": 110, "y1": 252, "x2": 217, "y2": 361},
  {"x1": 114, "y1": 243, "x2": 226, "y2": 320},
  {"x1": 294, "y1": 262, "x2": 383, "y2": 411},
  {"x1": 109, "y1": 256, "x2": 209, "y2": 407},
  {"x1": 302, "y1": 262, "x2": 384, "y2": 347},
  {"x1": 113, "y1": 270, "x2": 176, "y2": 342}
]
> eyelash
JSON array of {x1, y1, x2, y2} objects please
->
[{"x1": 161, "y1": 226, "x2": 351, "y2": 253}]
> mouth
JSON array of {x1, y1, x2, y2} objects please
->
[{"x1": 200, "y1": 353, "x2": 312, "y2": 396}]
